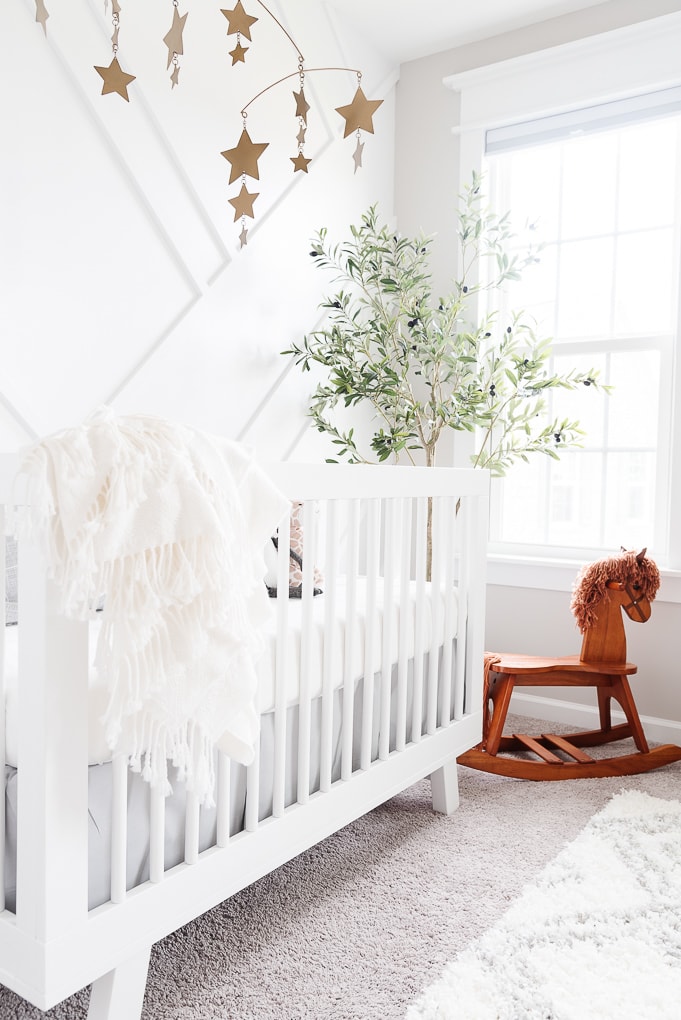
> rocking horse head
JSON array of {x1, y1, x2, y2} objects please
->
[{"x1": 570, "y1": 548, "x2": 660, "y2": 664}]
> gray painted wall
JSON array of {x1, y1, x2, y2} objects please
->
[{"x1": 394, "y1": 0, "x2": 681, "y2": 733}]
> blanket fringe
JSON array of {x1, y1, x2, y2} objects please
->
[{"x1": 17, "y1": 410, "x2": 288, "y2": 805}]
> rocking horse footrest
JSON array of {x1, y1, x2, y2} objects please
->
[
  {"x1": 513, "y1": 734, "x2": 565, "y2": 763},
  {"x1": 540, "y1": 733, "x2": 593, "y2": 763},
  {"x1": 510, "y1": 733, "x2": 595, "y2": 764},
  {"x1": 497, "y1": 723, "x2": 634, "y2": 754}
]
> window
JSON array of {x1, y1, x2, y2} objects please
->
[{"x1": 482, "y1": 99, "x2": 681, "y2": 566}]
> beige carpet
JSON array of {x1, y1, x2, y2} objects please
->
[{"x1": 3, "y1": 714, "x2": 681, "y2": 1019}]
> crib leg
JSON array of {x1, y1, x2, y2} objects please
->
[
  {"x1": 430, "y1": 759, "x2": 460, "y2": 815},
  {"x1": 87, "y1": 946, "x2": 151, "y2": 1020}
]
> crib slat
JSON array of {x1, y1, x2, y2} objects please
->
[
  {"x1": 411, "y1": 496, "x2": 428, "y2": 744},
  {"x1": 396, "y1": 498, "x2": 412, "y2": 752},
  {"x1": 454, "y1": 598, "x2": 468, "y2": 720},
  {"x1": 149, "y1": 785, "x2": 165, "y2": 883},
  {"x1": 216, "y1": 751, "x2": 231, "y2": 847},
  {"x1": 439, "y1": 495, "x2": 457, "y2": 727},
  {"x1": 455, "y1": 495, "x2": 477, "y2": 719},
  {"x1": 245, "y1": 757, "x2": 260, "y2": 832},
  {"x1": 111, "y1": 753, "x2": 128, "y2": 903},
  {"x1": 320, "y1": 500, "x2": 338, "y2": 793},
  {"x1": 341, "y1": 499, "x2": 359, "y2": 781},
  {"x1": 272, "y1": 511, "x2": 290, "y2": 818},
  {"x1": 360, "y1": 499, "x2": 380, "y2": 771},
  {"x1": 379, "y1": 499, "x2": 396, "y2": 761},
  {"x1": 184, "y1": 791, "x2": 200, "y2": 865},
  {"x1": 297, "y1": 501, "x2": 316, "y2": 805},
  {"x1": 427, "y1": 496, "x2": 443, "y2": 735},
  {"x1": 465, "y1": 490, "x2": 489, "y2": 717}
]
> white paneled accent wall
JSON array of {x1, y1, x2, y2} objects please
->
[{"x1": 1, "y1": 0, "x2": 397, "y2": 455}]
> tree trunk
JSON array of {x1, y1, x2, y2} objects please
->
[{"x1": 426, "y1": 446, "x2": 435, "y2": 581}]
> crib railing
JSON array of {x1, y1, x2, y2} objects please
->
[{"x1": 0, "y1": 459, "x2": 488, "y2": 1014}]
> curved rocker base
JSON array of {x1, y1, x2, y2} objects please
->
[{"x1": 458, "y1": 741, "x2": 681, "y2": 781}]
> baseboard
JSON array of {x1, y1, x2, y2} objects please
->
[{"x1": 512, "y1": 693, "x2": 681, "y2": 746}]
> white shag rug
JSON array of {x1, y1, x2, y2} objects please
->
[{"x1": 407, "y1": 789, "x2": 681, "y2": 1020}]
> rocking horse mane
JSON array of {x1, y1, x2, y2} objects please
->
[{"x1": 570, "y1": 548, "x2": 660, "y2": 635}]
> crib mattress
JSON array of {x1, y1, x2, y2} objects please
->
[{"x1": 2, "y1": 578, "x2": 455, "y2": 767}]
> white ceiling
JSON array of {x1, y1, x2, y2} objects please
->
[{"x1": 326, "y1": 0, "x2": 613, "y2": 63}]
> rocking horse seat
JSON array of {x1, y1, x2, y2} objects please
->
[
  {"x1": 458, "y1": 550, "x2": 681, "y2": 781},
  {"x1": 481, "y1": 652, "x2": 638, "y2": 678}
]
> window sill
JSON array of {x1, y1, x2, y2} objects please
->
[{"x1": 486, "y1": 554, "x2": 681, "y2": 605}]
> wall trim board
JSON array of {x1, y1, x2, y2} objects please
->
[
  {"x1": 102, "y1": 294, "x2": 202, "y2": 408},
  {"x1": 0, "y1": 395, "x2": 38, "y2": 444}
]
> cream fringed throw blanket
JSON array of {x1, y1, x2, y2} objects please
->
[{"x1": 18, "y1": 410, "x2": 289, "y2": 806}]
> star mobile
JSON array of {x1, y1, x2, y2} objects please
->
[
  {"x1": 219, "y1": 0, "x2": 383, "y2": 247},
  {"x1": 33, "y1": 0, "x2": 383, "y2": 247}
]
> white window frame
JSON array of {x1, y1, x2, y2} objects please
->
[{"x1": 444, "y1": 12, "x2": 681, "y2": 600}]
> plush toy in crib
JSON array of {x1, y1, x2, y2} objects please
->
[{"x1": 265, "y1": 501, "x2": 323, "y2": 598}]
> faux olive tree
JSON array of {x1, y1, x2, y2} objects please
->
[{"x1": 284, "y1": 172, "x2": 605, "y2": 474}]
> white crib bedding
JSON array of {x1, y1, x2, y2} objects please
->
[
  {"x1": 4, "y1": 647, "x2": 452, "y2": 913},
  {"x1": 3, "y1": 577, "x2": 458, "y2": 912},
  {"x1": 2, "y1": 577, "x2": 455, "y2": 768}
]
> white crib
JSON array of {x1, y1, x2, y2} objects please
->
[{"x1": 0, "y1": 458, "x2": 488, "y2": 1018}]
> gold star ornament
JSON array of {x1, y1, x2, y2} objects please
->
[
  {"x1": 163, "y1": 7, "x2": 188, "y2": 69},
  {"x1": 293, "y1": 89, "x2": 310, "y2": 124},
  {"x1": 35, "y1": 0, "x2": 49, "y2": 35},
  {"x1": 94, "y1": 57, "x2": 136, "y2": 102},
  {"x1": 221, "y1": 1, "x2": 258, "y2": 40},
  {"x1": 291, "y1": 152, "x2": 311, "y2": 174},
  {"x1": 221, "y1": 129, "x2": 269, "y2": 183},
  {"x1": 228, "y1": 183, "x2": 259, "y2": 221},
  {"x1": 230, "y1": 42, "x2": 249, "y2": 65},
  {"x1": 335, "y1": 87, "x2": 383, "y2": 138},
  {"x1": 353, "y1": 137, "x2": 364, "y2": 173}
]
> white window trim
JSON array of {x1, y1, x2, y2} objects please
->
[
  {"x1": 445, "y1": 12, "x2": 681, "y2": 584},
  {"x1": 443, "y1": 13, "x2": 681, "y2": 135}
]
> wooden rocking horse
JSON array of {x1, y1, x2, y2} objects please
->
[{"x1": 458, "y1": 548, "x2": 681, "y2": 779}]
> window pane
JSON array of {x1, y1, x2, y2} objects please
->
[
  {"x1": 551, "y1": 351, "x2": 607, "y2": 443},
  {"x1": 508, "y1": 244, "x2": 558, "y2": 339},
  {"x1": 602, "y1": 452, "x2": 657, "y2": 550},
  {"x1": 607, "y1": 351, "x2": 660, "y2": 448},
  {"x1": 618, "y1": 121, "x2": 678, "y2": 232},
  {"x1": 495, "y1": 458, "x2": 546, "y2": 543},
  {"x1": 505, "y1": 147, "x2": 561, "y2": 241},
  {"x1": 614, "y1": 229, "x2": 675, "y2": 335},
  {"x1": 545, "y1": 452, "x2": 603, "y2": 547},
  {"x1": 557, "y1": 238, "x2": 614, "y2": 338},
  {"x1": 560, "y1": 134, "x2": 617, "y2": 239}
]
